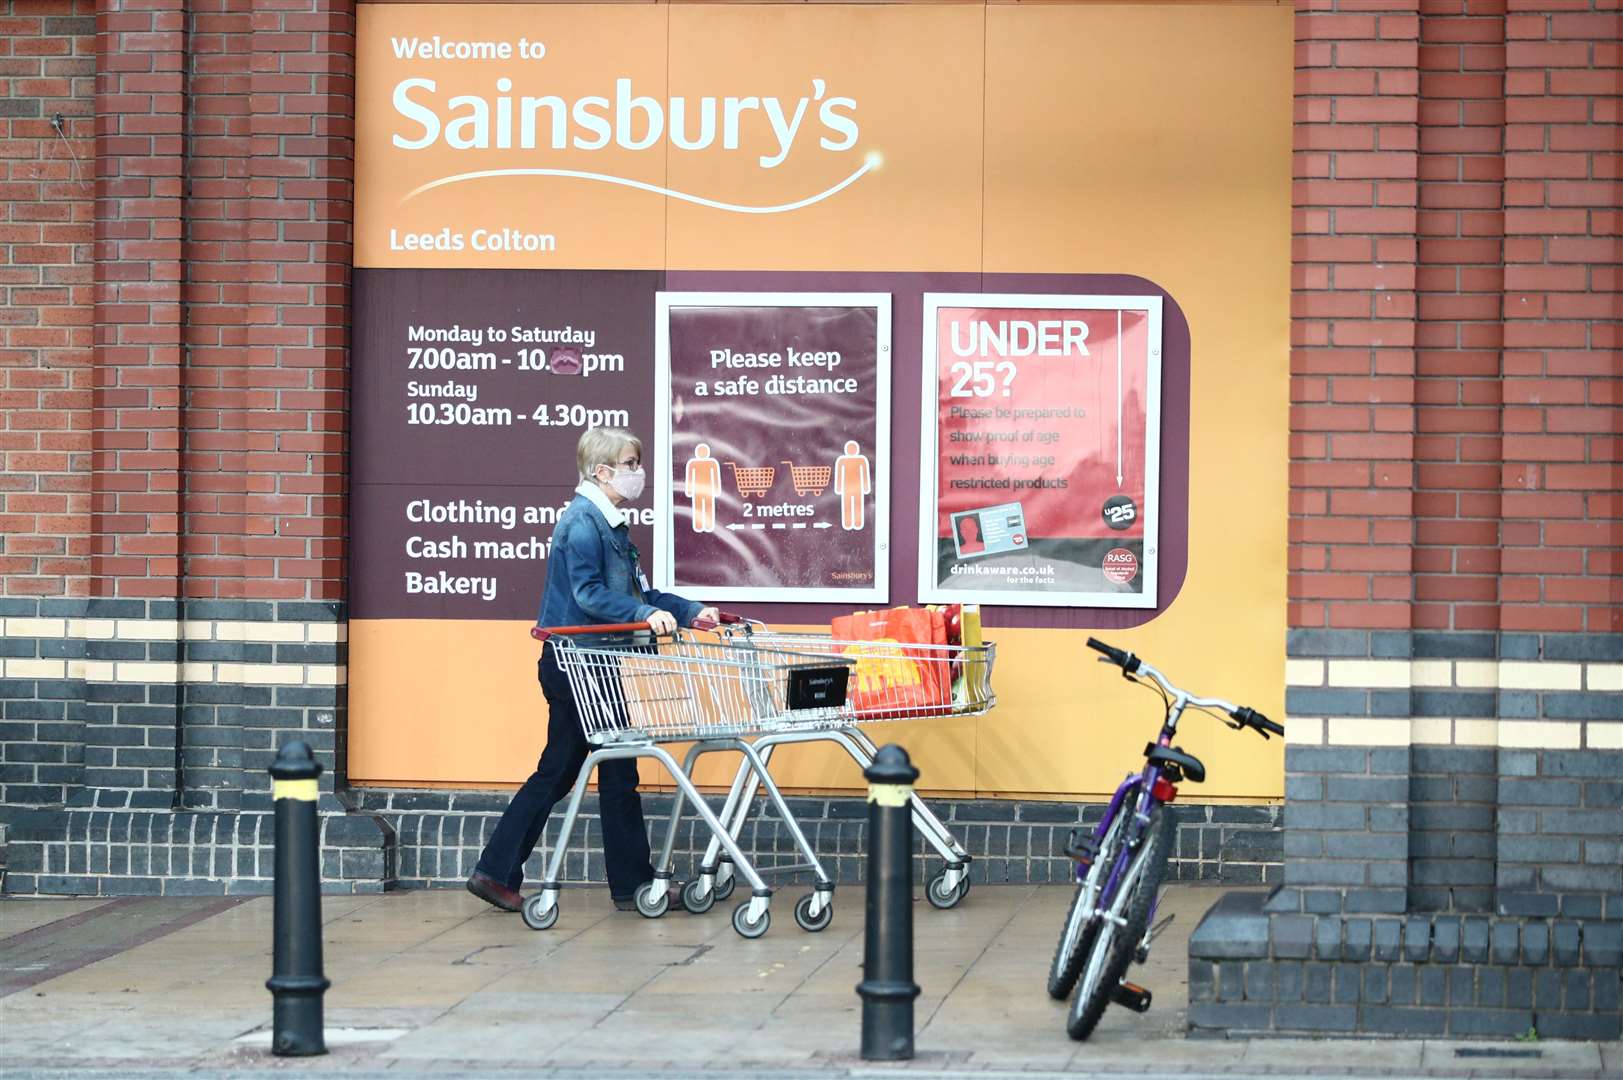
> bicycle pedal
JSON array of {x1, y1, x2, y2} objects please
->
[
  {"x1": 1110, "y1": 981, "x2": 1152, "y2": 1013},
  {"x1": 1062, "y1": 829, "x2": 1099, "y2": 864}
]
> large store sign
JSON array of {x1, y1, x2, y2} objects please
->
[
  {"x1": 347, "y1": 3, "x2": 1292, "y2": 799},
  {"x1": 920, "y1": 295, "x2": 1163, "y2": 608},
  {"x1": 654, "y1": 294, "x2": 891, "y2": 602}
]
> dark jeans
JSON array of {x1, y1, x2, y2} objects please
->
[{"x1": 475, "y1": 644, "x2": 655, "y2": 899}]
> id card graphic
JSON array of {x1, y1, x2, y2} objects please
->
[{"x1": 950, "y1": 503, "x2": 1028, "y2": 560}]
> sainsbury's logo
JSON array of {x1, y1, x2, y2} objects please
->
[{"x1": 386, "y1": 36, "x2": 877, "y2": 214}]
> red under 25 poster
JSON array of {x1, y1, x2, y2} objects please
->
[{"x1": 919, "y1": 294, "x2": 1163, "y2": 609}]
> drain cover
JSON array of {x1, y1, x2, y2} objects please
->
[{"x1": 1454, "y1": 1047, "x2": 1543, "y2": 1059}]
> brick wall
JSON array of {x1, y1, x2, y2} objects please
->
[
  {"x1": 0, "y1": 0, "x2": 93, "y2": 605},
  {"x1": 1, "y1": 0, "x2": 94, "y2": 809},
  {"x1": 1193, "y1": 0, "x2": 1621, "y2": 1041},
  {"x1": 1501, "y1": 6, "x2": 1618, "y2": 637},
  {"x1": 3, "y1": 0, "x2": 365, "y2": 863}
]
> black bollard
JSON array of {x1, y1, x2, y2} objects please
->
[
  {"x1": 266, "y1": 740, "x2": 329, "y2": 1056},
  {"x1": 857, "y1": 744, "x2": 921, "y2": 1061}
]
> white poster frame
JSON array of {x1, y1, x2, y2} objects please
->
[
  {"x1": 917, "y1": 292, "x2": 1163, "y2": 609},
  {"x1": 655, "y1": 291, "x2": 891, "y2": 604}
]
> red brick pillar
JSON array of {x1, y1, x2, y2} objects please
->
[
  {"x1": 82, "y1": 0, "x2": 188, "y2": 804},
  {"x1": 1501, "y1": 5, "x2": 1619, "y2": 639},
  {"x1": 1494, "y1": 2, "x2": 1621, "y2": 919},
  {"x1": 1409, "y1": 0, "x2": 1506, "y2": 914},
  {"x1": 1286, "y1": 2, "x2": 1422, "y2": 916},
  {"x1": 93, "y1": 0, "x2": 184, "y2": 601},
  {"x1": 71, "y1": 0, "x2": 355, "y2": 812}
]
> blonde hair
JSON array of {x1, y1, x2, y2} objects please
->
[{"x1": 576, "y1": 427, "x2": 642, "y2": 483}]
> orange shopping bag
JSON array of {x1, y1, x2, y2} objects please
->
[{"x1": 830, "y1": 607, "x2": 952, "y2": 717}]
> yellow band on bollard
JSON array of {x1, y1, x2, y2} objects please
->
[
  {"x1": 867, "y1": 783, "x2": 912, "y2": 808},
  {"x1": 272, "y1": 778, "x2": 319, "y2": 802}
]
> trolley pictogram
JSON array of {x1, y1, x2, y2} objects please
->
[
  {"x1": 723, "y1": 461, "x2": 776, "y2": 498},
  {"x1": 781, "y1": 460, "x2": 833, "y2": 497}
]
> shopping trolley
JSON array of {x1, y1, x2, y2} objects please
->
[
  {"x1": 651, "y1": 617, "x2": 997, "y2": 927},
  {"x1": 518, "y1": 621, "x2": 855, "y2": 939}
]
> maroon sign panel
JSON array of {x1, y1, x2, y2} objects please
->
[
  {"x1": 351, "y1": 269, "x2": 660, "y2": 619},
  {"x1": 655, "y1": 294, "x2": 891, "y2": 602}
]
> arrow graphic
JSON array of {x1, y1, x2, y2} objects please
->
[
  {"x1": 1116, "y1": 309, "x2": 1124, "y2": 489},
  {"x1": 812, "y1": 522, "x2": 833, "y2": 530}
]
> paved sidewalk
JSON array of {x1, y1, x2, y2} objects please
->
[{"x1": 1, "y1": 884, "x2": 1616, "y2": 1079}]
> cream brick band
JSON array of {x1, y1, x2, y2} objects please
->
[
  {"x1": 1287, "y1": 657, "x2": 1615, "y2": 692},
  {"x1": 1287, "y1": 656, "x2": 1618, "y2": 749},
  {"x1": 1285, "y1": 717, "x2": 1613, "y2": 750},
  {"x1": 0, "y1": 618, "x2": 346, "y2": 687}
]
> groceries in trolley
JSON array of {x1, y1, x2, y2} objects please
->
[{"x1": 682, "y1": 611, "x2": 997, "y2": 919}]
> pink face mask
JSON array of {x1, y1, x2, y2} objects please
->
[{"x1": 602, "y1": 465, "x2": 646, "y2": 501}]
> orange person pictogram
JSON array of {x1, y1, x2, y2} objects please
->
[
  {"x1": 684, "y1": 443, "x2": 721, "y2": 532},
  {"x1": 833, "y1": 440, "x2": 870, "y2": 532}
]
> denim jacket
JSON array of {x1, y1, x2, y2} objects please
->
[{"x1": 535, "y1": 493, "x2": 702, "y2": 629}]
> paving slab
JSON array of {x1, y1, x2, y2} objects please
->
[{"x1": 0, "y1": 884, "x2": 1614, "y2": 1080}]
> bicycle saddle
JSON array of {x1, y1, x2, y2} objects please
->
[{"x1": 1144, "y1": 743, "x2": 1205, "y2": 784}]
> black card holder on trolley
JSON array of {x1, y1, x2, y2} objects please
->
[{"x1": 786, "y1": 664, "x2": 851, "y2": 711}]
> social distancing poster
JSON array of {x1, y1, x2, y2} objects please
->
[
  {"x1": 347, "y1": 2, "x2": 1292, "y2": 802},
  {"x1": 656, "y1": 294, "x2": 890, "y2": 603}
]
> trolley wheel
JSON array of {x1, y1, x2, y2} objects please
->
[
  {"x1": 714, "y1": 871, "x2": 737, "y2": 901},
  {"x1": 732, "y1": 900, "x2": 771, "y2": 939},
  {"x1": 521, "y1": 894, "x2": 558, "y2": 931},
  {"x1": 634, "y1": 880, "x2": 670, "y2": 919},
  {"x1": 793, "y1": 893, "x2": 833, "y2": 933},
  {"x1": 927, "y1": 869, "x2": 965, "y2": 910},
  {"x1": 681, "y1": 877, "x2": 716, "y2": 915}
]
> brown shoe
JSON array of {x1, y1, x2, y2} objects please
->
[{"x1": 466, "y1": 870, "x2": 522, "y2": 912}]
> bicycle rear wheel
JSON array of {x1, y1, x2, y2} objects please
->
[
  {"x1": 1046, "y1": 811, "x2": 1127, "y2": 1000},
  {"x1": 1066, "y1": 804, "x2": 1174, "y2": 1041}
]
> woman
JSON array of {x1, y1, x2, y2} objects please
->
[{"x1": 467, "y1": 427, "x2": 717, "y2": 913}]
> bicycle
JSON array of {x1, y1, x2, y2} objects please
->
[{"x1": 1047, "y1": 638, "x2": 1282, "y2": 1040}]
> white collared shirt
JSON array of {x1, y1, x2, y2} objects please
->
[{"x1": 575, "y1": 481, "x2": 626, "y2": 528}]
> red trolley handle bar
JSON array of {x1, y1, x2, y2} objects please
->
[
  {"x1": 691, "y1": 611, "x2": 746, "y2": 632},
  {"x1": 531, "y1": 611, "x2": 745, "y2": 642},
  {"x1": 531, "y1": 622, "x2": 651, "y2": 643}
]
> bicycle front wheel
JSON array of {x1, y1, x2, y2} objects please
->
[{"x1": 1066, "y1": 804, "x2": 1175, "y2": 1041}]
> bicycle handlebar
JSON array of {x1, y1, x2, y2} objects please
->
[
  {"x1": 1229, "y1": 705, "x2": 1285, "y2": 739},
  {"x1": 1086, "y1": 637, "x2": 1282, "y2": 740},
  {"x1": 1085, "y1": 637, "x2": 1140, "y2": 674}
]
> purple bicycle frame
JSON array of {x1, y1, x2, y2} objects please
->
[{"x1": 1075, "y1": 760, "x2": 1169, "y2": 928}]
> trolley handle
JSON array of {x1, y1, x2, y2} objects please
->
[
  {"x1": 531, "y1": 622, "x2": 653, "y2": 643},
  {"x1": 691, "y1": 611, "x2": 747, "y2": 632}
]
